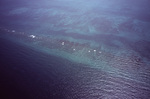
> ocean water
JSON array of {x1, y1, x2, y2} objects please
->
[
  {"x1": 1, "y1": 36, "x2": 150, "y2": 99},
  {"x1": 0, "y1": 0, "x2": 150, "y2": 99}
]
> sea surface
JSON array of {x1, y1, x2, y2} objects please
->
[
  {"x1": 0, "y1": 34, "x2": 149, "y2": 99},
  {"x1": 1, "y1": 31, "x2": 150, "y2": 99}
]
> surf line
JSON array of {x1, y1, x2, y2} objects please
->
[{"x1": 0, "y1": 27, "x2": 103, "y2": 56}]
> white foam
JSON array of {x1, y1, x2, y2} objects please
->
[
  {"x1": 12, "y1": 30, "x2": 15, "y2": 32},
  {"x1": 62, "y1": 42, "x2": 65, "y2": 45},
  {"x1": 29, "y1": 35, "x2": 36, "y2": 38}
]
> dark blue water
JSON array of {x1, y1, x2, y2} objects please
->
[{"x1": 0, "y1": 37, "x2": 84, "y2": 99}]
